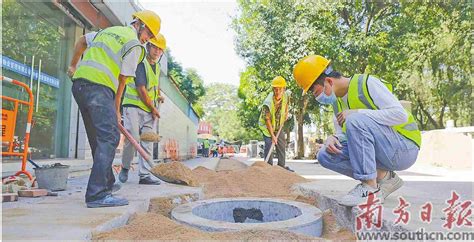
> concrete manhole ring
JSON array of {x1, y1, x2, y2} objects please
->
[{"x1": 171, "y1": 197, "x2": 323, "y2": 237}]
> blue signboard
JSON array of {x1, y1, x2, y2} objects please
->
[{"x1": 0, "y1": 55, "x2": 60, "y2": 88}]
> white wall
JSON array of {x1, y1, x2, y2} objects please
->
[{"x1": 158, "y1": 92, "x2": 198, "y2": 160}]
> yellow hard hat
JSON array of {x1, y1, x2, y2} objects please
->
[
  {"x1": 132, "y1": 10, "x2": 161, "y2": 38},
  {"x1": 293, "y1": 55, "x2": 331, "y2": 94},
  {"x1": 272, "y1": 76, "x2": 287, "y2": 87},
  {"x1": 149, "y1": 33, "x2": 166, "y2": 50}
]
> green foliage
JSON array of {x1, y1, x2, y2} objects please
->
[
  {"x1": 233, "y1": 0, "x2": 472, "y2": 150},
  {"x1": 166, "y1": 50, "x2": 206, "y2": 104},
  {"x1": 2, "y1": 0, "x2": 62, "y2": 154},
  {"x1": 197, "y1": 83, "x2": 258, "y2": 142}
]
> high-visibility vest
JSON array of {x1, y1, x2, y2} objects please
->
[
  {"x1": 73, "y1": 26, "x2": 145, "y2": 93},
  {"x1": 122, "y1": 58, "x2": 160, "y2": 112},
  {"x1": 203, "y1": 140, "x2": 210, "y2": 148},
  {"x1": 332, "y1": 74, "x2": 421, "y2": 147},
  {"x1": 258, "y1": 91, "x2": 289, "y2": 137}
]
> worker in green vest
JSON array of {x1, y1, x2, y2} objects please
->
[
  {"x1": 293, "y1": 55, "x2": 421, "y2": 206},
  {"x1": 67, "y1": 10, "x2": 161, "y2": 208},
  {"x1": 202, "y1": 139, "x2": 210, "y2": 157},
  {"x1": 258, "y1": 76, "x2": 292, "y2": 171},
  {"x1": 119, "y1": 34, "x2": 166, "y2": 185}
]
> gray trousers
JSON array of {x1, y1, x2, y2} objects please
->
[
  {"x1": 121, "y1": 107, "x2": 155, "y2": 178},
  {"x1": 263, "y1": 131, "x2": 286, "y2": 167}
]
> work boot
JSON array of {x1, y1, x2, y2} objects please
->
[
  {"x1": 118, "y1": 167, "x2": 129, "y2": 183},
  {"x1": 139, "y1": 176, "x2": 161, "y2": 185},
  {"x1": 86, "y1": 195, "x2": 129, "y2": 208},
  {"x1": 377, "y1": 171, "x2": 404, "y2": 199},
  {"x1": 338, "y1": 183, "x2": 384, "y2": 207}
]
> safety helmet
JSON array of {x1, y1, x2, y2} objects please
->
[
  {"x1": 132, "y1": 10, "x2": 161, "y2": 38},
  {"x1": 293, "y1": 55, "x2": 331, "y2": 94},
  {"x1": 149, "y1": 33, "x2": 166, "y2": 50},
  {"x1": 272, "y1": 76, "x2": 287, "y2": 88}
]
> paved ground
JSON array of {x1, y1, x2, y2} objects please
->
[
  {"x1": 1, "y1": 157, "x2": 213, "y2": 240},
  {"x1": 2, "y1": 155, "x2": 473, "y2": 240},
  {"x1": 243, "y1": 156, "x2": 473, "y2": 234},
  {"x1": 286, "y1": 159, "x2": 474, "y2": 234}
]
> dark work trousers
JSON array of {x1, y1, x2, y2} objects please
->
[
  {"x1": 203, "y1": 148, "x2": 209, "y2": 157},
  {"x1": 72, "y1": 79, "x2": 120, "y2": 203},
  {"x1": 263, "y1": 131, "x2": 286, "y2": 167}
]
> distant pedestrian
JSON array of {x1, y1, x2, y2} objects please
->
[{"x1": 202, "y1": 138, "x2": 210, "y2": 157}]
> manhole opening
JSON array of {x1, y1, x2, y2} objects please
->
[
  {"x1": 192, "y1": 200, "x2": 302, "y2": 223},
  {"x1": 233, "y1": 207, "x2": 263, "y2": 223}
]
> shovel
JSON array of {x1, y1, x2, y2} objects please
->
[
  {"x1": 118, "y1": 123, "x2": 187, "y2": 185},
  {"x1": 264, "y1": 124, "x2": 284, "y2": 164}
]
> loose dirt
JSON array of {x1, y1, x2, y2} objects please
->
[
  {"x1": 140, "y1": 132, "x2": 161, "y2": 142},
  {"x1": 196, "y1": 160, "x2": 308, "y2": 199},
  {"x1": 93, "y1": 213, "x2": 322, "y2": 241},
  {"x1": 150, "y1": 161, "x2": 200, "y2": 187},
  {"x1": 94, "y1": 159, "x2": 355, "y2": 241},
  {"x1": 215, "y1": 158, "x2": 248, "y2": 171}
]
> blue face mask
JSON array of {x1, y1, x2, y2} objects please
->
[{"x1": 315, "y1": 85, "x2": 336, "y2": 105}]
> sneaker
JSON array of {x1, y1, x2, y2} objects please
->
[
  {"x1": 139, "y1": 176, "x2": 161, "y2": 185},
  {"x1": 86, "y1": 195, "x2": 129, "y2": 208},
  {"x1": 112, "y1": 183, "x2": 121, "y2": 193},
  {"x1": 284, "y1": 166, "x2": 295, "y2": 172},
  {"x1": 338, "y1": 183, "x2": 384, "y2": 207},
  {"x1": 377, "y1": 171, "x2": 404, "y2": 199},
  {"x1": 119, "y1": 167, "x2": 129, "y2": 183}
]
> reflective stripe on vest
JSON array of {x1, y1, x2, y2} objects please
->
[
  {"x1": 73, "y1": 26, "x2": 145, "y2": 93},
  {"x1": 258, "y1": 91, "x2": 289, "y2": 137},
  {"x1": 337, "y1": 74, "x2": 421, "y2": 147},
  {"x1": 123, "y1": 58, "x2": 160, "y2": 112}
]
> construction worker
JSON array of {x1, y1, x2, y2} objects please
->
[
  {"x1": 293, "y1": 55, "x2": 421, "y2": 206},
  {"x1": 258, "y1": 76, "x2": 291, "y2": 170},
  {"x1": 202, "y1": 138, "x2": 210, "y2": 157},
  {"x1": 67, "y1": 10, "x2": 161, "y2": 208},
  {"x1": 119, "y1": 34, "x2": 166, "y2": 185},
  {"x1": 212, "y1": 144, "x2": 218, "y2": 157}
]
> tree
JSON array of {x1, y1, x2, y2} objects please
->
[
  {"x1": 232, "y1": 0, "x2": 339, "y2": 157},
  {"x1": 197, "y1": 83, "x2": 254, "y2": 142},
  {"x1": 166, "y1": 50, "x2": 206, "y2": 105},
  {"x1": 233, "y1": 0, "x2": 472, "y2": 159}
]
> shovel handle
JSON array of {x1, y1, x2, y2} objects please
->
[
  {"x1": 118, "y1": 123, "x2": 154, "y2": 168},
  {"x1": 264, "y1": 124, "x2": 284, "y2": 164}
]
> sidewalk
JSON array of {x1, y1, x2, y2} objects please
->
[
  {"x1": 1, "y1": 157, "x2": 216, "y2": 240},
  {"x1": 288, "y1": 160, "x2": 474, "y2": 234},
  {"x1": 2, "y1": 158, "x2": 94, "y2": 178}
]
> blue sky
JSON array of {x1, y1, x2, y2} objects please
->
[{"x1": 141, "y1": 0, "x2": 246, "y2": 86}]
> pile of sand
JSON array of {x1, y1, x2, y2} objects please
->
[
  {"x1": 194, "y1": 161, "x2": 308, "y2": 199},
  {"x1": 93, "y1": 213, "x2": 321, "y2": 241},
  {"x1": 93, "y1": 160, "x2": 355, "y2": 241},
  {"x1": 150, "y1": 162, "x2": 199, "y2": 187},
  {"x1": 215, "y1": 158, "x2": 248, "y2": 171},
  {"x1": 140, "y1": 132, "x2": 161, "y2": 142}
]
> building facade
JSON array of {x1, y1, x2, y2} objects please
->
[{"x1": 1, "y1": 0, "x2": 198, "y2": 161}]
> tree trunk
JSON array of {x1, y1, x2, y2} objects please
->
[
  {"x1": 297, "y1": 116, "x2": 304, "y2": 158},
  {"x1": 296, "y1": 96, "x2": 309, "y2": 158},
  {"x1": 417, "y1": 97, "x2": 441, "y2": 129},
  {"x1": 286, "y1": 129, "x2": 290, "y2": 144},
  {"x1": 438, "y1": 101, "x2": 447, "y2": 129}
]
